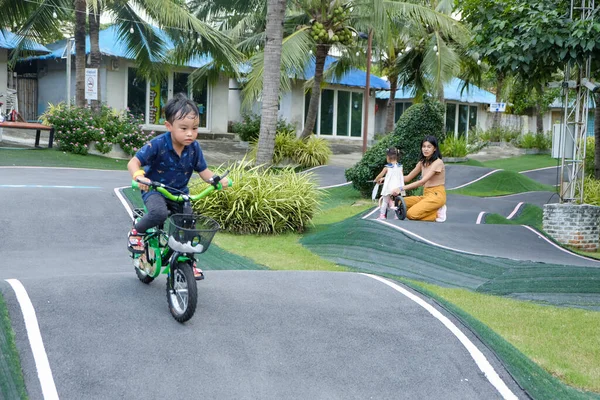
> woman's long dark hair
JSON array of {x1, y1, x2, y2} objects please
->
[{"x1": 419, "y1": 135, "x2": 442, "y2": 166}]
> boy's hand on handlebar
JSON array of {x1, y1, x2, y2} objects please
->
[
  {"x1": 220, "y1": 177, "x2": 230, "y2": 189},
  {"x1": 136, "y1": 176, "x2": 152, "y2": 192}
]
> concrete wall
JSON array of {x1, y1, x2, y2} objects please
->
[
  {"x1": 0, "y1": 49, "x2": 7, "y2": 114},
  {"x1": 228, "y1": 78, "x2": 243, "y2": 124},
  {"x1": 37, "y1": 58, "x2": 75, "y2": 114}
]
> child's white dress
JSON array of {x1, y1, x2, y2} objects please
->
[{"x1": 381, "y1": 163, "x2": 404, "y2": 196}]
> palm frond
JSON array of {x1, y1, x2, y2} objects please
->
[
  {"x1": 423, "y1": 31, "x2": 460, "y2": 98},
  {"x1": 241, "y1": 27, "x2": 313, "y2": 109},
  {"x1": 135, "y1": 0, "x2": 242, "y2": 72}
]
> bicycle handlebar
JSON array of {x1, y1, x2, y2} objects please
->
[{"x1": 131, "y1": 170, "x2": 232, "y2": 202}]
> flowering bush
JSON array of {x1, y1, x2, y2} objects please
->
[
  {"x1": 42, "y1": 105, "x2": 100, "y2": 155},
  {"x1": 41, "y1": 103, "x2": 156, "y2": 156}
]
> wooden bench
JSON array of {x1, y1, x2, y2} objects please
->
[{"x1": 0, "y1": 121, "x2": 55, "y2": 148}]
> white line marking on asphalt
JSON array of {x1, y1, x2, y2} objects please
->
[
  {"x1": 303, "y1": 165, "x2": 324, "y2": 173},
  {"x1": 0, "y1": 185, "x2": 101, "y2": 189},
  {"x1": 447, "y1": 169, "x2": 501, "y2": 190},
  {"x1": 361, "y1": 274, "x2": 518, "y2": 400},
  {"x1": 114, "y1": 186, "x2": 134, "y2": 220},
  {"x1": 520, "y1": 225, "x2": 600, "y2": 264},
  {"x1": 519, "y1": 165, "x2": 559, "y2": 173},
  {"x1": 366, "y1": 214, "x2": 488, "y2": 257},
  {"x1": 5, "y1": 279, "x2": 59, "y2": 400},
  {"x1": 476, "y1": 212, "x2": 486, "y2": 224},
  {"x1": 319, "y1": 182, "x2": 352, "y2": 189},
  {"x1": 0, "y1": 166, "x2": 124, "y2": 172},
  {"x1": 486, "y1": 191, "x2": 548, "y2": 199},
  {"x1": 507, "y1": 202, "x2": 524, "y2": 219}
]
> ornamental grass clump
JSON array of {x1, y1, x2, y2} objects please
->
[
  {"x1": 250, "y1": 131, "x2": 331, "y2": 168},
  {"x1": 190, "y1": 160, "x2": 320, "y2": 234}
]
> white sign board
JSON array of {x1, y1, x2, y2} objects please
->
[
  {"x1": 489, "y1": 102, "x2": 506, "y2": 113},
  {"x1": 85, "y1": 68, "x2": 98, "y2": 101}
]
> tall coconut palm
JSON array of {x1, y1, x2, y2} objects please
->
[{"x1": 256, "y1": 0, "x2": 287, "y2": 166}]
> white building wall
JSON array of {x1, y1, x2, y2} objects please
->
[
  {"x1": 0, "y1": 49, "x2": 7, "y2": 114},
  {"x1": 37, "y1": 58, "x2": 75, "y2": 115},
  {"x1": 105, "y1": 57, "x2": 126, "y2": 110},
  {"x1": 228, "y1": 78, "x2": 242, "y2": 124},
  {"x1": 210, "y1": 75, "x2": 229, "y2": 134}
]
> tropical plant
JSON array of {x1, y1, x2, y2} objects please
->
[
  {"x1": 6, "y1": 0, "x2": 241, "y2": 109},
  {"x1": 585, "y1": 136, "x2": 595, "y2": 177},
  {"x1": 42, "y1": 105, "x2": 100, "y2": 155},
  {"x1": 516, "y1": 133, "x2": 537, "y2": 150},
  {"x1": 231, "y1": 114, "x2": 297, "y2": 142},
  {"x1": 440, "y1": 136, "x2": 468, "y2": 158},
  {"x1": 249, "y1": 131, "x2": 332, "y2": 167},
  {"x1": 345, "y1": 98, "x2": 445, "y2": 197},
  {"x1": 580, "y1": 176, "x2": 600, "y2": 206},
  {"x1": 190, "y1": 160, "x2": 320, "y2": 234}
]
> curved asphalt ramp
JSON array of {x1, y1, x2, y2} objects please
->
[
  {"x1": 0, "y1": 167, "x2": 524, "y2": 399},
  {"x1": 520, "y1": 166, "x2": 571, "y2": 187},
  {"x1": 445, "y1": 165, "x2": 497, "y2": 189},
  {"x1": 0, "y1": 272, "x2": 522, "y2": 399},
  {"x1": 303, "y1": 165, "x2": 352, "y2": 188}
]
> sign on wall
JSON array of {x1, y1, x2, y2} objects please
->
[
  {"x1": 84, "y1": 68, "x2": 98, "y2": 101},
  {"x1": 489, "y1": 102, "x2": 506, "y2": 113}
]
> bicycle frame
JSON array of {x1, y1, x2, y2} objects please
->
[{"x1": 132, "y1": 175, "x2": 230, "y2": 278}]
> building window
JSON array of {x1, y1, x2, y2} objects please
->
[
  {"x1": 458, "y1": 104, "x2": 468, "y2": 138},
  {"x1": 336, "y1": 90, "x2": 350, "y2": 136},
  {"x1": 445, "y1": 103, "x2": 456, "y2": 134},
  {"x1": 127, "y1": 68, "x2": 146, "y2": 119},
  {"x1": 469, "y1": 105, "x2": 477, "y2": 133},
  {"x1": 148, "y1": 78, "x2": 169, "y2": 125},
  {"x1": 394, "y1": 102, "x2": 413, "y2": 123},
  {"x1": 173, "y1": 73, "x2": 208, "y2": 128},
  {"x1": 320, "y1": 89, "x2": 334, "y2": 135},
  {"x1": 127, "y1": 69, "x2": 209, "y2": 127},
  {"x1": 304, "y1": 88, "x2": 363, "y2": 138},
  {"x1": 350, "y1": 92, "x2": 363, "y2": 137}
]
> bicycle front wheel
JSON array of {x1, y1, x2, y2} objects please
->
[{"x1": 166, "y1": 262, "x2": 197, "y2": 323}]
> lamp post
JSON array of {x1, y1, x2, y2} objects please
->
[{"x1": 359, "y1": 30, "x2": 373, "y2": 154}]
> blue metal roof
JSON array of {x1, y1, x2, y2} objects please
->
[
  {"x1": 0, "y1": 30, "x2": 50, "y2": 52},
  {"x1": 301, "y1": 56, "x2": 389, "y2": 90},
  {"x1": 376, "y1": 77, "x2": 495, "y2": 104},
  {"x1": 32, "y1": 25, "x2": 211, "y2": 68}
]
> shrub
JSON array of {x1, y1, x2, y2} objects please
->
[
  {"x1": 42, "y1": 104, "x2": 100, "y2": 155},
  {"x1": 250, "y1": 131, "x2": 331, "y2": 168},
  {"x1": 578, "y1": 176, "x2": 600, "y2": 206},
  {"x1": 41, "y1": 103, "x2": 153, "y2": 156},
  {"x1": 440, "y1": 136, "x2": 468, "y2": 158},
  {"x1": 345, "y1": 98, "x2": 445, "y2": 197},
  {"x1": 480, "y1": 127, "x2": 520, "y2": 143},
  {"x1": 231, "y1": 113, "x2": 261, "y2": 142},
  {"x1": 231, "y1": 114, "x2": 299, "y2": 143},
  {"x1": 585, "y1": 136, "x2": 595, "y2": 177},
  {"x1": 534, "y1": 132, "x2": 551, "y2": 151},
  {"x1": 517, "y1": 133, "x2": 537, "y2": 149},
  {"x1": 190, "y1": 160, "x2": 320, "y2": 234}
]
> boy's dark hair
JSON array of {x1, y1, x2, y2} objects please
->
[
  {"x1": 386, "y1": 147, "x2": 400, "y2": 160},
  {"x1": 419, "y1": 135, "x2": 442, "y2": 166},
  {"x1": 164, "y1": 92, "x2": 199, "y2": 123}
]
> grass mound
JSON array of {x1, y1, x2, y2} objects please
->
[
  {"x1": 449, "y1": 170, "x2": 556, "y2": 196},
  {"x1": 485, "y1": 204, "x2": 543, "y2": 231},
  {"x1": 0, "y1": 291, "x2": 27, "y2": 399}
]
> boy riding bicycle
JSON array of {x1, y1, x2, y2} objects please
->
[{"x1": 127, "y1": 93, "x2": 229, "y2": 280}]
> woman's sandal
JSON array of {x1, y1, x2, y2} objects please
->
[{"x1": 128, "y1": 229, "x2": 145, "y2": 254}]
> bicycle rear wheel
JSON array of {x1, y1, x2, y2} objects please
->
[
  {"x1": 166, "y1": 261, "x2": 197, "y2": 322},
  {"x1": 135, "y1": 246, "x2": 155, "y2": 284},
  {"x1": 395, "y1": 196, "x2": 407, "y2": 220}
]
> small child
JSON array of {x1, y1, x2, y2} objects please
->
[
  {"x1": 127, "y1": 93, "x2": 229, "y2": 280},
  {"x1": 374, "y1": 147, "x2": 404, "y2": 220}
]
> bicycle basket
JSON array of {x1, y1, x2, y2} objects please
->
[{"x1": 167, "y1": 214, "x2": 220, "y2": 254}]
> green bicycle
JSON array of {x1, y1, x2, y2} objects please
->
[{"x1": 131, "y1": 172, "x2": 230, "y2": 322}]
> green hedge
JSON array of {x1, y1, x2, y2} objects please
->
[
  {"x1": 250, "y1": 132, "x2": 332, "y2": 168},
  {"x1": 191, "y1": 160, "x2": 320, "y2": 234},
  {"x1": 345, "y1": 98, "x2": 445, "y2": 197}
]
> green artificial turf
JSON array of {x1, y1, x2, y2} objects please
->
[
  {"x1": 480, "y1": 154, "x2": 559, "y2": 172},
  {"x1": 0, "y1": 293, "x2": 27, "y2": 399},
  {"x1": 485, "y1": 203, "x2": 544, "y2": 231}
]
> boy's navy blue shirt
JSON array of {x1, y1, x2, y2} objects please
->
[{"x1": 135, "y1": 132, "x2": 207, "y2": 200}]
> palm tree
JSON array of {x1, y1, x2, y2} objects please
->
[
  {"x1": 256, "y1": 0, "x2": 287, "y2": 166},
  {"x1": 6, "y1": 0, "x2": 241, "y2": 109}
]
